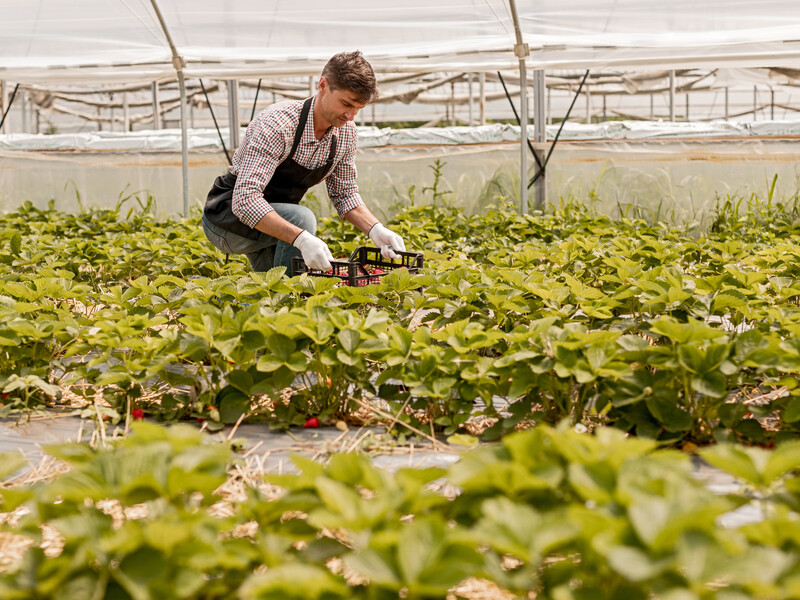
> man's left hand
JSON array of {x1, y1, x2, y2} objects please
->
[{"x1": 369, "y1": 223, "x2": 406, "y2": 259}]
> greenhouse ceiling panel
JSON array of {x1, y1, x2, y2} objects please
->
[{"x1": 1, "y1": 0, "x2": 800, "y2": 84}]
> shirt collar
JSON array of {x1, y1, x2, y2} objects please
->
[{"x1": 303, "y1": 95, "x2": 333, "y2": 144}]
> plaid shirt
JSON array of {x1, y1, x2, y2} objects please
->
[{"x1": 230, "y1": 96, "x2": 364, "y2": 228}]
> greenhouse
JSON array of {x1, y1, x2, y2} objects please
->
[
  {"x1": 2, "y1": 2, "x2": 800, "y2": 599},
  {"x1": 3, "y1": 1, "x2": 800, "y2": 217}
]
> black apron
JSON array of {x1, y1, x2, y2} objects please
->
[{"x1": 203, "y1": 97, "x2": 338, "y2": 240}]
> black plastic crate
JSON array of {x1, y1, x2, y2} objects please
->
[{"x1": 291, "y1": 246, "x2": 423, "y2": 286}]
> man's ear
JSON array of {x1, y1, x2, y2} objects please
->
[{"x1": 318, "y1": 76, "x2": 327, "y2": 94}]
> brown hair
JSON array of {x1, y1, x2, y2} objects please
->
[{"x1": 321, "y1": 51, "x2": 379, "y2": 104}]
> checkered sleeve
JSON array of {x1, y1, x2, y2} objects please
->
[
  {"x1": 325, "y1": 128, "x2": 365, "y2": 218},
  {"x1": 230, "y1": 114, "x2": 292, "y2": 228}
]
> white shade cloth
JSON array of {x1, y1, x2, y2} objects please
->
[{"x1": 2, "y1": 1, "x2": 800, "y2": 84}]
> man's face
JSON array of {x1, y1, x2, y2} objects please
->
[{"x1": 317, "y1": 76, "x2": 367, "y2": 128}]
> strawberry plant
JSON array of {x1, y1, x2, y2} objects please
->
[
  {"x1": 5, "y1": 424, "x2": 800, "y2": 598},
  {"x1": 3, "y1": 184, "x2": 800, "y2": 445}
]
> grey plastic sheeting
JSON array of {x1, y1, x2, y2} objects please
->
[
  {"x1": 0, "y1": 415, "x2": 763, "y2": 529},
  {"x1": 0, "y1": 415, "x2": 462, "y2": 475},
  {"x1": 3, "y1": 120, "x2": 800, "y2": 153},
  {"x1": 0, "y1": 124, "x2": 519, "y2": 152},
  {"x1": 0, "y1": 415, "x2": 92, "y2": 464}
]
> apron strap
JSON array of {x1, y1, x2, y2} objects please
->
[
  {"x1": 327, "y1": 134, "x2": 337, "y2": 164},
  {"x1": 290, "y1": 97, "x2": 338, "y2": 167},
  {"x1": 289, "y1": 98, "x2": 313, "y2": 159}
]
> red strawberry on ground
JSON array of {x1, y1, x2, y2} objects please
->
[{"x1": 303, "y1": 416, "x2": 320, "y2": 428}]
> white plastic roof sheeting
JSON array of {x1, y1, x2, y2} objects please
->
[{"x1": 3, "y1": 1, "x2": 800, "y2": 85}]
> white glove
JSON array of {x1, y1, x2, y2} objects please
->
[
  {"x1": 368, "y1": 223, "x2": 406, "y2": 259},
  {"x1": 292, "y1": 230, "x2": 334, "y2": 271}
]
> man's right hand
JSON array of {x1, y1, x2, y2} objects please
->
[{"x1": 292, "y1": 230, "x2": 334, "y2": 271}]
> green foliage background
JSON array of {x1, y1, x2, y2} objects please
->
[
  {"x1": 2, "y1": 188, "x2": 800, "y2": 443},
  {"x1": 2, "y1": 186, "x2": 800, "y2": 596},
  {"x1": 3, "y1": 422, "x2": 800, "y2": 599}
]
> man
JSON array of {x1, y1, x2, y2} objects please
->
[{"x1": 202, "y1": 51, "x2": 405, "y2": 273}]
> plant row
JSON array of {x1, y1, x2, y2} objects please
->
[
  {"x1": 3, "y1": 422, "x2": 800, "y2": 599},
  {"x1": 3, "y1": 195, "x2": 800, "y2": 443}
]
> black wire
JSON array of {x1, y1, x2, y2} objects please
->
[
  {"x1": 0, "y1": 83, "x2": 20, "y2": 131},
  {"x1": 249, "y1": 79, "x2": 262, "y2": 122},
  {"x1": 497, "y1": 72, "x2": 544, "y2": 171},
  {"x1": 529, "y1": 69, "x2": 590, "y2": 188},
  {"x1": 199, "y1": 79, "x2": 232, "y2": 166}
]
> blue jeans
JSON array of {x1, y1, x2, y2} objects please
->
[{"x1": 202, "y1": 203, "x2": 317, "y2": 273}]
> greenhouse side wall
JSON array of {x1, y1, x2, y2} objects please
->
[{"x1": 1, "y1": 124, "x2": 799, "y2": 226}]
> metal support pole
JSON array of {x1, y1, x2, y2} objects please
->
[
  {"x1": 669, "y1": 70, "x2": 675, "y2": 121},
  {"x1": 0, "y1": 81, "x2": 5, "y2": 134},
  {"x1": 109, "y1": 95, "x2": 114, "y2": 132},
  {"x1": 150, "y1": 0, "x2": 189, "y2": 215},
  {"x1": 753, "y1": 85, "x2": 758, "y2": 121},
  {"x1": 96, "y1": 105, "x2": 101, "y2": 132},
  {"x1": 152, "y1": 81, "x2": 161, "y2": 130},
  {"x1": 602, "y1": 93, "x2": 606, "y2": 121},
  {"x1": 123, "y1": 93, "x2": 130, "y2": 132},
  {"x1": 0, "y1": 83, "x2": 19, "y2": 133},
  {"x1": 227, "y1": 79, "x2": 240, "y2": 149},
  {"x1": 29, "y1": 93, "x2": 36, "y2": 133},
  {"x1": 21, "y1": 91, "x2": 27, "y2": 133},
  {"x1": 771, "y1": 89, "x2": 775, "y2": 120},
  {"x1": 178, "y1": 71, "x2": 190, "y2": 216},
  {"x1": 508, "y1": 0, "x2": 530, "y2": 214},
  {"x1": 450, "y1": 81, "x2": 456, "y2": 126},
  {"x1": 468, "y1": 73, "x2": 474, "y2": 126},
  {"x1": 528, "y1": 72, "x2": 534, "y2": 126},
  {"x1": 479, "y1": 72, "x2": 486, "y2": 125},
  {"x1": 685, "y1": 93, "x2": 689, "y2": 121},
  {"x1": 519, "y1": 66, "x2": 529, "y2": 213},
  {"x1": 528, "y1": 70, "x2": 588, "y2": 194},
  {"x1": 547, "y1": 86, "x2": 552, "y2": 125},
  {"x1": 585, "y1": 82, "x2": 591, "y2": 124},
  {"x1": 27, "y1": 92, "x2": 33, "y2": 133},
  {"x1": 650, "y1": 93, "x2": 654, "y2": 120},
  {"x1": 532, "y1": 69, "x2": 547, "y2": 211},
  {"x1": 725, "y1": 87, "x2": 729, "y2": 119}
]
